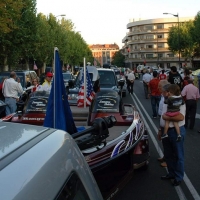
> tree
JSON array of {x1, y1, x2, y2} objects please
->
[
  {"x1": 111, "y1": 51, "x2": 125, "y2": 67},
  {"x1": 167, "y1": 21, "x2": 196, "y2": 67},
  {"x1": 192, "y1": 11, "x2": 200, "y2": 58},
  {"x1": 0, "y1": 0, "x2": 24, "y2": 35}
]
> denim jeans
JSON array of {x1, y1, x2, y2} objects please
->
[
  {"x1": 5, "y1": 97, "x2": 17, "y2": 115},
  {"x1": 151, "y1": 95, "x2": 161, "y2": 117},
  {"x1": 143, "y1": 83, "x2": 148, "y2": 98},
  {"x1": 162, "y1": 126, "x2": 186, "y2": 181}
]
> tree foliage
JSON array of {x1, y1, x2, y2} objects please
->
[
  {"x1": 111, "y1": 51, "x2": 125, "y2": 67},
  {"x1": 0, "y1": 1, "x2": 93, "y2": 71},
  {"x1": 167, "y1": 12, "x2": 200, "y2": 64},
  {"x1": 0, "y1": 0, "x2": 24, "y2": 35}
]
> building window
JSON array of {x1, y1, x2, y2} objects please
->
[
  {"x1": 168, "y1": 54, "x2": 174, "y2": 57},
  {"x1": 158, "y1": 44, "x2": 164, "y2": 48},
  {"x1": 135, "y1": 54, "x2": 137, "y2": 58},
  {"x1": 145, "y1": 25, "x2": 153, "y2": 31},
  {"x1": 140, "y1": 35, "x2": 143, "y2": 39},
  {"x1": 146, "y1": 54, "x2": 154, "y2": 58},
  {"x1": 158, "y1": 53, "x2": 163, "y2": 58},
  {"x1": 146, "y1": 45, "x2": 153, "y2": 49},
  {"x1": 157, "y1": 34, "x2": 163, "y2": 38},
  {"x1": 146, "y1": 35, "x2": 154, "y2": 39},
  {"x1": 157, "y1": 24, "x2": 163, "y2": 29}
]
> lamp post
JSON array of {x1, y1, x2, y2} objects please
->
[
  {"x1": 163, "y1": 12, "x2": 180, "y2": 68},
  {"x1": 55, "y1": 14, "x2": 66, "y2": 18},
  {"x1": 156, "y1": 31, "x2": 159, "y2": 67}
]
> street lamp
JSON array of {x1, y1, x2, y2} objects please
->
[
  {"x1": 55, "y1": 14, "x2": 66, "y2": 18},
  {"x1": 163, "y1": 12, "x2": 180, "y2": 68}
]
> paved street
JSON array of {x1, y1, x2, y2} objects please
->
[{"x1": 115, "y1": 77, "x2": 200, "y2": 200}]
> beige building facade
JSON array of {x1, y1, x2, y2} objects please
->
[
  {"x1": 89, "y1": 44, "x2": 119, "y2": 67},
  {"x1": 122, "y1": 17, "x2": 196, "y2": 69}
]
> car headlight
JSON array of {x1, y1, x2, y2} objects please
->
[{"x1": 68, "y1": 93, "x2": 78, "y2": 100}]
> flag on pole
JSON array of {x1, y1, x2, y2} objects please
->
[
  {"x1": 44, "y1": 49, "x2": 77, "y2": 134},
  {"x1": 77, "y1": 66, "x2": 95, "y2": 107},
  {"x1": 33, "y1": 61, "x2": 38, "y2": 70}
]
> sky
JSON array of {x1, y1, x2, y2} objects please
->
[{"x1": 36, "y1": 0, "x2": 200, "y2": 48}]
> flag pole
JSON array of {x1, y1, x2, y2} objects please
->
[
  {"x1": 54, "y1": 47, "x2": 58, "y2": 128},
  {"x1": 83, "y1": 57, "x2": 86, "y2": 108}
]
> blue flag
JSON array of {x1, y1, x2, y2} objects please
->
[{"x1": 44, "y1": 49, "x2": 77, "y2": 134}]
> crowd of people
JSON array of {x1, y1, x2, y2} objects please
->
[
  {"x1": 0, "y1": 71, "x2": 54, "y2": 116},
  {"x1": 120, "y1": 65, "x2": 200, "y2": 186},
  {"x1": 144, "y1": 66, "x2": 200, "y2": 186}
]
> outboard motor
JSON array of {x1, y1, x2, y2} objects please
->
[{"x1": 72, "y1": 115, "x2": 117, "y2": 150}]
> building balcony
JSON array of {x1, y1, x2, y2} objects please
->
[
  {"x1": 127, "y1": 28, "x2": 169, "y2": 37},
  {"x1": 127, "y1": 38, "x2": 168, "y2": 45},
  {"x1": 125, "y1": 56, "x2": 182, "y2": 63},
  {"x1": 129, "y1": 47, "x2": 170, "y2": 53}
]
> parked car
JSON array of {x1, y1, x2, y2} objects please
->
[
  {"x1": 0, "y1": 70, "x2": 38, "y2": 90},
  {"x1": 62, "y1": 72, "x2": 75, "y2": 87},
  {"x1": 67, "y1": 66, "x2": 100, "y2": 105},
  {"x1": 97, "y1": 68, "x2": 127, "y2": 97},
  {"x1": 0, "y1": 121, "x2": 103, "y2": 200}
]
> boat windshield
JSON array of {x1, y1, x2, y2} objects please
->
[
  {"x1": 91, "y1": 90, "x2": 120, "y2": 113},
  {"x1": 25, "y1": 91, "x2": 49, "y2": 113}
]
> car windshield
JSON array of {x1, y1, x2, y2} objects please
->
[
  {"x1": 63, "y1": 73, "x2": 71, "y2": 80},
  {"x1": 74, "y1": 72, "x2": 94, "y2": 87},
  {"x1": 16, "y1": 75, "x2": 25, "y2": 88},
  {"x1": 0, "y1": 74, "x2": 9, "y2": 83},
  {"x1": 99, "y1": 71, "x2": 116, "y2": 85},
  {"x1": 0, "y1": 73, "x2": 25, "y2": 88}
]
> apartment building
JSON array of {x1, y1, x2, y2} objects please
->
[
  {"x1": 122, "y1": 17, "x2": 194, "y2": 69},
  {"x1": 89, "y1": 44, "x2": 119, "y2": 66}
]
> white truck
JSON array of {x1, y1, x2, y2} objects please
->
[{"x1": 0, "y1": 122, "x2": 103, "y2": 200}]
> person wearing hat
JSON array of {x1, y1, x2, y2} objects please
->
[{"x1": 37, "y1": 72, "x2": 53, "y2": 92}]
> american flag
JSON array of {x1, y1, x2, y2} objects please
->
[{"x1": 77, "y1": 66, "x2": 95, "y2": 107}]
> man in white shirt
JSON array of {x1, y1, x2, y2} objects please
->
[
  {"x1": 3, "y1": 71, "x2": 24, "y2": 115},
  {"x1": 127, "y1": 70, "x2": 135, "y2": 94},
  {"x1": 142, "y1": 69, "x2": 152, "y2": 99},
  {"x1": 159, "y1": 86, "x2": 186, "y2": 186}
]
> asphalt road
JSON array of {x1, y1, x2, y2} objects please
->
[{"x1": 115, "y1": 77, "x2": 200, "y2": 200}]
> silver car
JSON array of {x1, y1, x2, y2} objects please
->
[{"x1": 0, "y1": 122, "x2": 103, "y2": 200}]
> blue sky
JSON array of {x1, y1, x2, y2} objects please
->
[{"x1": 36, "y1": 0, "x2": 200, "y2": 48}]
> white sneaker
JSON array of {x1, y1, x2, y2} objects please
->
[{"x1": 161, "y1": 134, "x2": 168, "y2": 140}]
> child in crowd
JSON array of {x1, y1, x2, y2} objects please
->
[{"x1": 162, "y1": 84, "x2": 184, "y2": 142}]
